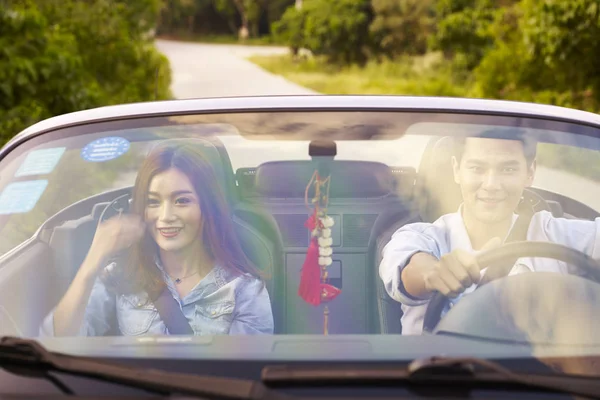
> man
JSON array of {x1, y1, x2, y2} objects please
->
[{"x1": 379, "y1": 129, "x2": 600, "y2": 335}]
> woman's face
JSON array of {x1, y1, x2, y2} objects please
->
[{"x1": 145, "y1": 168, "x2": 203, "y2": 253}]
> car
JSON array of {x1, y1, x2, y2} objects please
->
[{"x1": 1, "y1": 95, "x2": 600, "y2": 398}]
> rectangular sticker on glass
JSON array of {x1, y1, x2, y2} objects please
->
[
  {"x1": 15, "y1": 147, "x2": 66, "y2": 177},
  {"x1": 0, "y1": 180, "x2": 48, "y2": 214}
]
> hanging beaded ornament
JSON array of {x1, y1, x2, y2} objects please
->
[{"x1": 297, "y1": 170, "x2": 341, "y2": 334}]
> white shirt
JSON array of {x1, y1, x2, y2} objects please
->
[{"x1": 379, "y1": 209, "x2": 600, "y2": 335}]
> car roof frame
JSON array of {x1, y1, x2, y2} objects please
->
[{"x1": 3, "y1": 95, "x2": 600, "y2": 159}]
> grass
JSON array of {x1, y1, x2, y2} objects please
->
[
  {"x1": 157, "y1": 33, "x2": 284, "y2": 47},
  {"x1": 250, "y1": 53, "x2": 600, "y2": 183},
  {"x1": 537, "y1": 144, "x2": 600, "y2": 183},
  {"x1": 248, "y1": 52, "x2": 474, "y2": 97}
]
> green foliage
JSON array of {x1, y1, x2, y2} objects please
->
[
  {"x1": 158, "y1": 0, "x2": 295, "y2": 38},
  {"x1": 0, "y1": 0, "x2": 172, "y2": 145},
  {"x1": 520, "y1": 0, "x2": 600, "y2": 101},
  {"x1": 265, "y1": 0, "x2": 298, "y2": 29},
  {"x1": 232, "y1": 0, "x2": 265, "y2": 37},
  {"x1": 370, "y1": 0, "x2": 435, "y2": 57},
  {"x1": 474, "y1": 0, "x2": 600, "y2": 112},
  {"x1": 250, "y1": 52, "x2": 471, "y2": 97},
  {"x1": 0, "y1": 5, "x2": 101, "y2": 144},
  {"x1": 429, "y1": 0, "x2": 498, "y2": 69},
  {"x1": 272, "y1": 5, "x2": 306, "y2": 52},
  {"x1": 39, "y1": 0, "x2": 172, "y2": 103},
  {"x1": 159, "y1": 0, "x2": 205, "y2": 34},
  {"x1": 273, "y1": 0, "x2": 375, "y2": 65}
]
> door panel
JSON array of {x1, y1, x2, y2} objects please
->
[{"x1": 0, "y1": 241, "x2": 55, "y2": 337}]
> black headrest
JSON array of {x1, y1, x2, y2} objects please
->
[
  {"x1": 414, "y1": 136, "x2": 463, "y2": 221},
  {"x1": 254, "y1": 161, "x2": 394, "y2": 198}
]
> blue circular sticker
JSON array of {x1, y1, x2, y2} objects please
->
[{"x1": 81, "y1": 137, "x2": 130, "y2": 162}]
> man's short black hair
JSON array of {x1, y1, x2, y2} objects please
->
[{"x1": 453, "y1": 128, "x2": 537, "y2": 166}]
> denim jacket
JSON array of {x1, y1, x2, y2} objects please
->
[{"x1": 40, "y1": 260, "x2": 274, "y2": 336}]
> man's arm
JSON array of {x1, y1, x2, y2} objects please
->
[
  {"x1": 401, "y1": 252, "x2": 441, "y2": 299},
  {"x1": 380, "y1": 223, "x2": 500, "y2": 304},
  {"x1": 379, "y1": 223, "x2": 443, "y2": 306},
  {"x1": 537, "y1": 211, "x2": 600, "y2": 264},
  {"x1": 402, "y1": 248, "x2": 490, "y2": 299}
]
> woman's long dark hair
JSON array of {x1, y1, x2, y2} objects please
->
[{"x1": 114, "y1": 140, "x2": 262, "y2": 299}]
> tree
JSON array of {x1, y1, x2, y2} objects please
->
[
  {"x1": 0, "y1": 0, "x2": 172, "y2": 145},
  {"x1": 266, "y1": 0, "x2": 296, "y2": 28},
  {"x1": 474, "y1": 0, "x2": 600, "y2": 113},
  {"x1": 228, "y1": 0, "x2": 266, "y2": 38},
  {"x1": 521, "y1": 0, "x2": 600, "y2": 100},
  {"x1": 0, "y1": 4, "x2": 99, "y2": 144},
  {"x1": 370, "y1": 0, "x2": 435, "y2": 58},
  {"x1": 158, "y1": 0, "x2": 200, "y2": 34},
  {"x1": 274, "y1": 0, "x2": 375, "y2": 65},
  {"x1": 272, "y1": 5, "x2": 307, "y2": 54},
  {"x1": 429, "y1": 0, "x2": 519, "y2": 69}
]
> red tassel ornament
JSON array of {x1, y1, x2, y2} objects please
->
[
  {"x1": 297, "y1": 169, "x2": 341, "y2": 333},
  {"x1": 298, "y1": 236, "x2": 322, "y2": 305}
]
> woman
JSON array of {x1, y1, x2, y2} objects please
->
[{"x1": 40, "y1": 140, "x2": 274, "y2": 336}]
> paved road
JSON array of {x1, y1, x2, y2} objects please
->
[
  {"x1": 153, "y1": 39, "x2": 600, "y2": 212},
  {"x1": 534, "y1": 167, "x2": 600, "y2": 212},
  {"x1": 155, "y1": 40, "x2": 315, "y2": 98}
]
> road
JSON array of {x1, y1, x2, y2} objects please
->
[
  {"x1": 153, "y1": 39, "x2": 600, "y2": 212},
  {"x1": 155, "y1": 40, "x2": 315, "y2": 98}
]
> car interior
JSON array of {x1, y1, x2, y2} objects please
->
[{"x1": 0, "y1": 133, "x2": 598, "y2": 338}]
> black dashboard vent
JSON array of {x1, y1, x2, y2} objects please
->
[
  {"x1": 343, "y1": 214, "x2": 377, "y2": 247},
  {"x1": 273, "y1": 214, "x2": 309, "y2": 247}
]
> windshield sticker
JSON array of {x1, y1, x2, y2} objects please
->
[
  {"x1": 15, "y1": 147, "x2": 66, "y2": 177},
  {"x1": 81, "y1": 137, "x2": 130, "y2": 162},
  {"x1": 0, "y1": 180, "x2": 48, "y2": 215}
]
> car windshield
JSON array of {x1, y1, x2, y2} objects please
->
[{"x1": 1, "y1": 109, "x2": 599, "y2": 363}]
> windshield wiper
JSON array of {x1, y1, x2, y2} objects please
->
[
  {"x1": 262, "y1": 356, "x2": 600, "y2": 399},
  {"x1": 0, "y1": 336, "x2": 287, "y2": 400},
  {"x1": 7, "y1": 337, "x2": 599, "y2": 399}
]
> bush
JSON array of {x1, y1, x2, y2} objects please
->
[
  {"x1": 272, "y1": 5, "x2": 307, "y2": 54},
  {"x1": 520, "y1": 0, "x2": 600, "y2": 106},
  {"x1": 0, "y1": 0, "x2": 172, "y2": 146},
  {"x1": 273, "y1": 0, "x2": 375, "y2": 65},
  {"x1": 429, "y1": 0, "x2": 520, "y2": 69},
  {"x1": 0, "y1": 5, "x2": 101, "y2": 144},
  {"x1": 474, "y1": 1, "x2": 600, "y2": 113},
  {"x1": 370, "y1": 0, "x2": 435, "y2": 58}
]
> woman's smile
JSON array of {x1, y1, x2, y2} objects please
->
[{"x1": 157, "y1": 227, "x2": 183, "y2": 238}]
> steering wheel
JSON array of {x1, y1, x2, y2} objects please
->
[
  {"x1": 522, "y1": 188, "x2": 553, "y2": 215},
  {"x1": 99, "y1": 193, "x2": 131, "y2": 223},
  {"x1": 422, "y1": 241, "x2": 600, "y2": 333}
]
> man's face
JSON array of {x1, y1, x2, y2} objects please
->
[{"x1": 452, "y1": 138, "x2": 536, "y2": 224}]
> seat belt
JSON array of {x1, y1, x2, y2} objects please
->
[
  {"x1": 478, "y1": 202, "x2": 535, "y2": 286},
  {"x1": 153, "y1": 286, "x2": 194, "y2": 335},
  {"x1": 102, "y1": 257, "x2": 194, "y2": 335}
]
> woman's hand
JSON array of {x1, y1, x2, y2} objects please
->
[
  {"x1": 86, "y1": 215, "x2": 145, "y2": 272},
  {"x1": 51, "y1": 215, "x2": 145, "y2": 336}
]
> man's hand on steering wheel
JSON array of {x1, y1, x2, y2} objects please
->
[
  {"x1": 423, "y1": 237, "x2": 502, "y2": 298},
  {"x1": 422, "y1": 241, "x2": 600, "y2": 333}
]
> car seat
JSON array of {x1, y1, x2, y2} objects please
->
[
  {"x1": 375, "y1": 136, "x2": 465, "y2": 334},
  {"x1": 239, "y1": 159, "x2": 414, "y2": 334}
]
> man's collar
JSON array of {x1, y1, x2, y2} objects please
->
[{"x1": 455, "y1": 203, "x2": 518, "y2": 249}]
